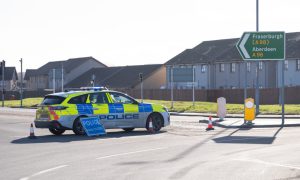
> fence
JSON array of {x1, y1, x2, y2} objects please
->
[
  {"x1": 115, "y1": 87, "x2": 300, "y2": 105},
  {"x1": 1, "y1": 86, "x2": 300, "y2": 104},
  {"x1": 0, "y1": 90, "x2": 49, "y2": 100}
]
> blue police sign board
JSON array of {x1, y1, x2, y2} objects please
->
[{"x1": 80, "y1": 116, "x2": 106, "y2": 136}]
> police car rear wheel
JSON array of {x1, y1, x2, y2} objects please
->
[
  {"x1": 122, "y1": 128, "x2": 135, "y2": 132},
  {"x1": 73, "y1": 118, "x2": 86, "y2": 135},
  {"x1": 147, "y1": 113, "x2": 163, "y2": 132},
  {"x1": 49, "y1": 128, "x2": 65, "y2": 135}
]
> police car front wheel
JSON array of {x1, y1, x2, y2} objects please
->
[{"x1": 146, "y1": 113, "x2": 163, "y2": 132}]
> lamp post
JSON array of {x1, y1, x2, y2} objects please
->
[
  {"x1": 1, "y1": 60, "x2": 5, "y2": 107},
  {"x1": 20, "y1": 58, "x2": 23, "y2": 107},
  {"x1": 61, "y1": 63, "x2": 64, "y2": 92},
  {"x1": 192, "y1": 66, "x2": 195, "y2": 107},
  {"x1": 91, "y1": 74, "x2": 95, "y2": 87},
  {"x1": 139, "y1": 73, "x2": 143, "y2": 103},
  {"x1": 255, "y1": 0, "x2": 260, "y2": 115},
  {"x1": 53, "y1": 69, "x2": 55, "y2": 93},
  {"x1": 171, "y1": 67, "x2": 174, "y2": 109}
]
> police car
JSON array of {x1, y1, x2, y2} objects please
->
[{"x1": 34, "y1": 87, "x2": 170, "y2": 135}]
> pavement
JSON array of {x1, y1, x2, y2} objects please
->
[
  {"x1": 170, "y1": 112, "x2": 300, "y2": 118},
  {"x1": 171, "y1": 112, "x2": 300, "y2": 128}
]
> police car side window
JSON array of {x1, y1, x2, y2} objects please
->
[
  {"x1": 89, "y1": 93, "x2": 108, "y2": 104},
  {"x1": 68, "y1": 94, "x2": 88, "y2": 104},
  {"x1": 110, "y1": 93, "x2": 134, "y2": 104}
]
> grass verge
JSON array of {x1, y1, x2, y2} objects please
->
[{"x1": 1, "y1": 98, "x2": 299, "y2": 115}]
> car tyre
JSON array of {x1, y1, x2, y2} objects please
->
[
  {"x1": 146, "y1": 113, "x2": 163, "y2": 132},
  {"x1": 49, "y1": 128, "x2": 65, "y2": 135},
  {"x1": 72, "y1": 117, "x2": 86, "y2": 135},
  {"x1": 122, "y1": 128, "x2": 135, "y2": 132}
]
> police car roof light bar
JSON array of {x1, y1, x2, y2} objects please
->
[{"x1": 80, "y1": 87, "x2": 108, "y2": 91}]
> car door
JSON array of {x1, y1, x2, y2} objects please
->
[
  {"x1": 88, "y1": 92, "x2": 113, "y2": 128},
  {"x1": 108, "y1": 92, "x2": 142, "y2": 128}
]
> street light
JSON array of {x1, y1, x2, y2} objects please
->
[
  {"x1": 139, "y1": 73, "x2": 143, "y2": 103},
  {"x1": 1, "y1": 60, "x2": 5, "y2": 107},
  {"x1": 91, "y1": 74, "x2": 95, "y2": 87},
  {"x1": 20, "y1": 58, "x2": 23, "y2": 107}
]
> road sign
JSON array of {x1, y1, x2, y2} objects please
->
[
  {"x1": 80, "y1": 116, "x2": 106, "y2": 136},
  {"x1": 236, "y1": 32, "x2": 285, "y2": 60}
]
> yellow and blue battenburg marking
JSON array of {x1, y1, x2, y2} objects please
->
[
  {"x1": 109, "y1": 104, "x2": 124, "y2": 113},
  {"x1": 76, "y1": 104, "x2": 94, "y2": 115},
  {"x1": 75, "y1": 103, "x2": 156, "y2": 115},
  {"x1": 138, "y1": 104, "x2": 153, "y2": 112}
]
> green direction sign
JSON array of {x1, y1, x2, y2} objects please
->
[{"x1": 236, "y1": 32, "x2": 285, "y2": 60}]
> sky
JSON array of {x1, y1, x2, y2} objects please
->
[{"x1": 1, "y1": 0, "x2": 300, "y2": 72}]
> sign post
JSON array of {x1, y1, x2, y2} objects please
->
[{"x1": 236, "y1": 31, "x2": 285, "y2": 126}]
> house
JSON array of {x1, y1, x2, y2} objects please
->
[
  {"x1": 0, "y1": 67, "x2": 18, "y2": 91},
  {"x1": 65, "y1": 64, "x2": 166, "y2": 90},
  {"x1": 24, "y1": 57, "x2": 107, "y2": 91},
  {"x1": 165, "y1": 32, "x2": 300, "y2": 90}
]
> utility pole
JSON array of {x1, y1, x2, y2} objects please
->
[
  {"x1": 139, "y1": 73, "x2": 143, "y2": 103},
  {"x1": 2, "y1": 60, "x2": 5, "y2": 107},
  {"x1": 192, "y1": 66, "x2": 195, "y2": 107},
  {"x1": 171, "y1": 67, "x2": 174, "y2": 109},
  {"x1": 61, "y1": 63, "x2": 64, "y2": 92},
  {"x1": 91, "y1": 74, "x2": 95, "y2": 87},
  {"x1": 255, "y1": 0, "x2": 260, "y2": 115},
  {"x1": 20, "y1": 58, "x2": 23, "y2": 107},
  {"x1": 53, "y1": 69, "x2": 55, "y2": 93}
]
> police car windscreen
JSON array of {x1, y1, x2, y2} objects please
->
[{"x1": 41, "y1": 96, "x2": 66, "y2": 105}]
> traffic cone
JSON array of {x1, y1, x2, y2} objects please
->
[
  {"x1": 148, "y1": 118, "x2": 154, "y2": 133},
  {"x1": 206, "y1": 116, "x2": 214, "y2": 131},
  {"x1": 28, "y1": 123, "x2": 37, "y2": 139}
]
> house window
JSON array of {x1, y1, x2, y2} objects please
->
[
  {"x1": 297, "y1": 60, "x2": 300, "y2": 71},
  {"x1": 230, "y1": 63, "x2": 236, "y2": 73},
  {"x1": 247, "y1": 62, "x2": 251, "y2": 72},
  {"x1": 201, "y1": 65, "x2": 206, "y2": 73},
  {"x1": 220, "y1": 64, "x2": 225, "y2": 72},
  {"x1": 284, "y1": 61, "x2": 288, "y2": 70},
  {"x1": 259, "y1": 61, "x2": 263, "y2": 70}
]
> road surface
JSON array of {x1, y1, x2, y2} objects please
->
[{"x1": 1, "y1": 108, "x2": 300, "y2": 180}]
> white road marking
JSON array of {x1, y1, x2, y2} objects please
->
[
  {"x1": 96, "y1": 147, "x2": 168, "y2": 160},
  {"x1": 233, "y1": 158, "x2": 300, "y2": 170},
  {"x1": 19, "y1": 165, "x2": 68, "y2": 180}
]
